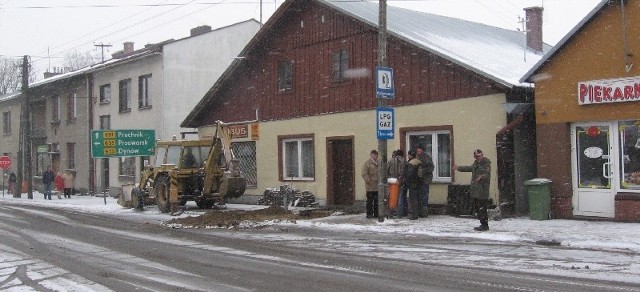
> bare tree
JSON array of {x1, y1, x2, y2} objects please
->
[
  {"x1": 63, "y1": 49, "x2": 99, "y2": 71},
  {"x1": 0, "y1": 57, "x2": 21, "y2": 95}
]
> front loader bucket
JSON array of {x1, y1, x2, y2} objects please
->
[{"x1": 220, "y1": 175, "x2": 246, "y2": 199}]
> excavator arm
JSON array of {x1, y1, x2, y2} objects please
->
[{"x1": 202, "y1": 121, "x2": 246, "y2": 199}]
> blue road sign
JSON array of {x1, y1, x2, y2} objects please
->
[
  {"x1": 376, "y1": 107, "x2": 394, "y2": 140},
  {"x1": 375, "y1": 66, "x2": 395, "y2": 98}
]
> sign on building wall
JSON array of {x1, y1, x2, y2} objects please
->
[
  {"x1": 578, "y1": 76, "x2": 640, "y2": 105},
  {"x1": 229, "y1": 124, "x2": 248, "y2": 138},
  {"x1": 91, "y1": 129, "x2": 156, "y2": 158}
]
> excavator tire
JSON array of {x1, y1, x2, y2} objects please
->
[{"x1": 154, "y1": 175, "x2": 170, "y2": 213}]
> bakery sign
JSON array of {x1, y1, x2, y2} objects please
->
[{"x1": 578, "y1": 76, "x2": 640, "y2": 105}]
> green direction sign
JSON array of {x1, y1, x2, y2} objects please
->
[{"x1": 91, "y1": 129, "x2": 156, "y2": 158}]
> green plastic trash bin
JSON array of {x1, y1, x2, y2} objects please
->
[{"x1": 525, "y1": 178, "x2": 552, "y2": 220}]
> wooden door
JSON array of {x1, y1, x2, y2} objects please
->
[{"x1": 326, "y1": 137, "x2": 354, "y2": 206}]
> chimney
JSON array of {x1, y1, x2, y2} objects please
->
[
  {"x1": 123, "y1": 42, "x2": 135, "y2": 54},
  {"x1": 524, "y1": 6, "x2": 543, "y2": 52},
  {"x1": 190, "y1": 25, "x2": 212, "y2": 37}
]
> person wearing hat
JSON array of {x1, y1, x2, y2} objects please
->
[
  {"x1": 415, "y1": 145, "x2": 434, "y2": 217},
  {"x1": 453, "y1": 149, "x2": 492, "y2": 231},
  {"x1": 361, "y1": 149, "x2": 379, "y2": 218},
  {"x1": 404, "y1": 150, "x2": 424, "y2": 220}
]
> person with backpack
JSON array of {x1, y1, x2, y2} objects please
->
[
  {"x1": 454, "y1": 149, "x2": 492, "y2": 231},
  {"x1": 405, "y1": 150, "x2": 424, "y2": 220}
]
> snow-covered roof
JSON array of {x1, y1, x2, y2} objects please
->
[{"x1": 324, "y1": 0, "x2": 550, "y2": 87}]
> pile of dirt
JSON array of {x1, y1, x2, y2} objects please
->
[{"x1": 166, "y1": 206, "x2": 334, "y2": 229}]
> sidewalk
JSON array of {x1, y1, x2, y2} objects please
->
[{"x1": 1, "y1": 192, "x2": 639, "y2": 254}]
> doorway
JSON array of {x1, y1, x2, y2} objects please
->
[
  {"x1": 326, "y1": 137, "x2": 354, "y2": 206},
  {"x1": 571, "y1": 123, "x2": 616, "y2": 217}
]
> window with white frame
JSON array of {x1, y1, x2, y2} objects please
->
[
  {"x1": 138, "y1": 74, "x2": 152, "y2": 109},
  {"x1": 280, "y1": 135, "x2": 314, "y2": 180},
  {"x1": 406, "y1": 129, "x2": 452, "y2": 182},
  {"x1": 99, "y1": 115, "x2": 110, "y2": 130},
  {"x1": 3, "y1": 111, "x2": 10, "y2": 135},
  {"x1": 119, "y1": 78, "x2": 131, "y2": 112},
  {"x1": 67, "y1": 93, "x2": 77, "y2": 120},
  {"x1": 99, "y1": 84, "x2": 111, "y2": 103},
  {"x1": 619, "y1": 120, "x2": 640, "y2": 190}
]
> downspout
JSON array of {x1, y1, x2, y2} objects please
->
[{"x1": 88, "y1": 74, "x2": 95, "y2": 195}]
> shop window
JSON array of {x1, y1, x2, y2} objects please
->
[
  {"x1": 232, "y1": 141, "x2": 257, "y2": 187},
  {"x1": 406, "y1": 129, "x2": 452, "y2": 182},
  {"x1": 280, "y1": 135, "x2": 314, "y2": 180},
  {"x1": 619, "y1": 120, "x2": 640, "y2": 189}
]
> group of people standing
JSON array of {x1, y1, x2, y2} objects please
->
[
  {"x1": 361, "y1": 147, "x2": 492, "y2": 231},
  {"x1": 42, "y1": 166, "x2": 75, "y2": 200}
]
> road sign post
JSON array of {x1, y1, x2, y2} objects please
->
[{"x1": 91, "y1": 130, "x2": 156, "y2": 158}]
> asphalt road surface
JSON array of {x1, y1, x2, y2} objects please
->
[{"x1": 0, "y1": 204, "x2": 637, "y2": 292}]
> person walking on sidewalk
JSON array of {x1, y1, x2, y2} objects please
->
[
  {"x1": 415, "y1": 145, "x2": 434, "y2": 217},
  {"x1": 453, "y1": 149, "x2": 492, "y2": 231},
  {"x1": 361, "y1": 149, "x2": 379, "y2": 219},
  {"x1": 405, "y1": 150, "x2": 424, "y2": 220},
  {"x1": 42, "y1": 166, "x2": 55, "y2": 200},
  {"x1": 54, "y1": 172, "x2": 64, "y2": 199},
  {"x1": 62, "y1": 170, "x2": 74, "y2": 198}
]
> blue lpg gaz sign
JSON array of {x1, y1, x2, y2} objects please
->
[{"x1": 376, "y1": 107, "x2": 394, "y2": 140}]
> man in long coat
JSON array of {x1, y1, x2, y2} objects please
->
[
  {"x1": 454, "y1": 149, "x2": 492, "y2": 231},
  {"x1": 361, "y1": 149, "x2": 379, "y2": 218}
]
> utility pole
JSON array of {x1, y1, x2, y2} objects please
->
[
  {"x1": 377, "y1": 0, "x2": 388, "y2": 222},
  {"x1": 94, "y1": 43, "x2": 112, "y2": 63},
  {"x1": 16, "y1": 56, "x2": 32, "y2": 198}
]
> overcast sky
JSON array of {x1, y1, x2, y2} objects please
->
[{"x1": 0, "y1": 0, "x2": 601, "y2": 80}]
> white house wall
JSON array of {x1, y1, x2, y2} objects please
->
[{"x1": 163, "y1": 21, "x2": 260, "y2": 139}]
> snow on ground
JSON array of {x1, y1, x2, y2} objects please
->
[{"x1": 1, "y1": 191, "x2": 639, "y2": 254}]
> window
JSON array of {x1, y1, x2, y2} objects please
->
[
  {"x1": 99, "y1": 115, "x2": 110, "y2": 130},
  {"x1": 67, "y1": 93, "x2": 77, "y2": 120},
  {"x1": 99, "y1": 84, "x2": 111, "y2": 103},
  {"x1": 67, "y1": 143, "x2": 76, "y2": 169},
  {"x1": 232, "y1": 141, "x2": 257, "y2": 187},
  {"x1": 619, "y1": 120, "x2": 640, "y2": 190},
  {"x1": 119, "y1": 156, "x2": 135, "y2": 176},
  {"x1": 52, "y1": 95, "x2": 60, "y2": 122},
  {"x1": 119, "y1": 78, "x2": 131, "y2": 112},
  {"x1": 2, "y1": 111, "x2": 10, "y2": 135},
  {"x1": 280, "y1": 135, "x2": 314, "y2": 180},
  {"x1": 138, "y1": 74, "x2": 152, "y2": 109},
  {"x1": 277, "y1": 61, "x2": 293, "y2": 92},
  {"x1": 331, "y1": 49, "x2": 349, "y2": 82},
  {"x1": 406, "y1": 129, "x2": 452, "y2": 182}
]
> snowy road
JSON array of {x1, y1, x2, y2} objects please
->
[{"x1": 0, "y1": 200, "x2": 638, "y2": 291}]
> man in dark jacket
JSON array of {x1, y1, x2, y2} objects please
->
[
  {"x1": 42, "y1": 166, "x2": 55, "y2": 200},
  {"x1": 405, "y1": 150, "x2": 423, "y2": 220},
  {"x1": 415, "y1": 145, "x2": 434, "y2": 217},
  {"x1": 454, "y1": 149, "x2": 492, "y2": 231}
]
